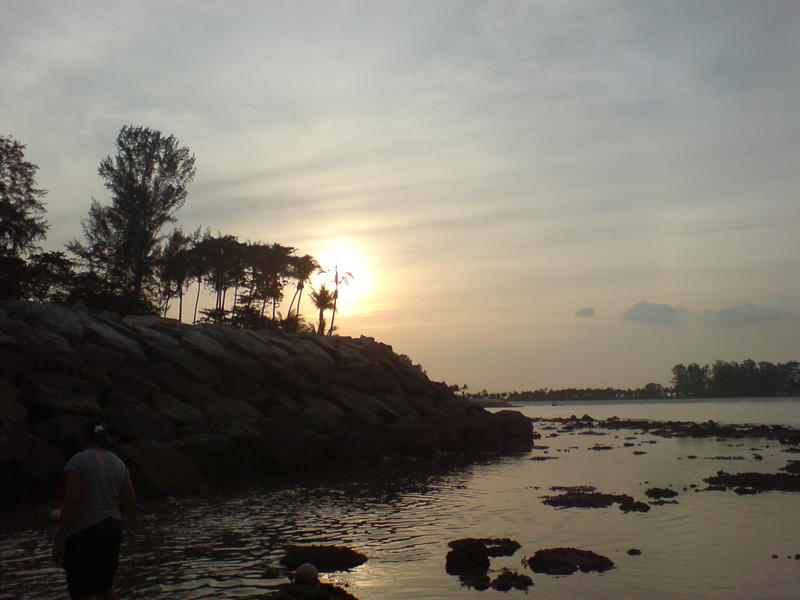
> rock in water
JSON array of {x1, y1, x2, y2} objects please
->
[
  {"x1": 294, "y1": 563, "x2": 319, "y2": 585},
  {"x1": 527, "y1": 547, "x2": 614, "y2": 575}
]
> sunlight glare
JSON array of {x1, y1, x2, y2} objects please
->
[{"x1": 312, "y1": 240, "x2": 371, "y2": 315}]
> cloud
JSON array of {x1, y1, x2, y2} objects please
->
[
  {"x1": 575, "y1": 307, "x2": 595, "y2": 318},
  {"x1": 703, "y1": 304, "x2": 792, "y2": 326},
  {"x1": 621, "y1": 301, "x2": 687, "y2": 325}
]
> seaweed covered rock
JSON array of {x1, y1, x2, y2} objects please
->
[
  {"x1": 445, "y1": 538, "x2": 521, "y2": 589},
  {"x1": 645, "y1": 487, "x2": 678, "y2": 499},
  {"x1": 266, "y1": 582, "x2": 360, "y2": 599},
  {"x1": 527, "y1": 547, "x2": 614, "y2": 575},
  {"x1": 490, "y1": 569, "x2": 533, "y2": 591},
  {"x1": 542, "y1": 489, "x2": 651, "y2": 513},
  {"x1": 703, "y1": 471, "x2": 800, "y2": 494}
]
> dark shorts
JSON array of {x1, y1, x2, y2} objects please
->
[{"x1": 63, "y1": 517, "x2": 123, "y2": 600}]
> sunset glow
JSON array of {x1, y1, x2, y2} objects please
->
[{"x1": 312, "y1": 240, "x2": 372, "y2": 315}]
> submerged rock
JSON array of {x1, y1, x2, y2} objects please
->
[
  {"x1": 645, "y1": 487, "x2": 678, "y2": 499},
  {"x1": 542, "y1": 489, "x2": 650, "y2": 512},
  {"x1": 527, "y1": 547, "x2": 614, "y2": 575},
  {"x1": 490, "y1": 569, "x2": 533, "y2": 591},
  {"x1": 281, "y1": 545, "x2": 367, "y2": 572},
  {"x1": 703, "y1": 471, "x2": 800, "y2": 494},
  {"x1": 266, "y1": 583, "x2": 359, "y2": 599},
  {"x1": 445, "y1": 537, "x2": 522, "y2": 589}
]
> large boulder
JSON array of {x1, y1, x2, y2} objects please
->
[
  {"x1": 104, "y1": 398, "x2": 176, "y2": 442},
  {"x1": 0, "y1": 427, "x2": 65, "y2": 503},
  {"x1": 32, "y1": 415, "x2": 84, "y2": 456},
  {"x1": 150, "y1": 392, "x2": 206, "y2": 426},
  {"x1": 15, "y1": 303, "x2": 84, "y2": 342},
  {"x1": 120, "y1": 439, "x2": 208, "y2": 496},
  {"x1": 0, "y1": 379, "x2": 26, "y2": 426},
  {"x1": 204, "y1": 398, "x2": 270, "y2": 437}
]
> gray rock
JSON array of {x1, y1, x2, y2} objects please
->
[
  {"x1": 32, "y1": 415, "x2": 84, "y2": 455},
  {"x1": 204, "y1": 398, "x2": 270, "y2": 437},
  {"x1": 135, "y1": 325, "x2": 181, "y2": 351},
  {"x1": 0, "y1": 428, "x2": 65, "y2": 503},
  {"x1": 105, "y1": 399, "x2": 176, "y2": 442},
  {"x1": 151, "y1": 392, "x2": 206, "y2": 426},
  {"x1": 181, "y1": 329, "x2": 227, "y2": 360},
  {"x1": 110, "y1": 364, "x2": 162, "y2": 401},
  {"x1": 300, "y1": 396, "x2": 344, "y2": 432},
  {"x1": 18, "y1": 303, "x2": 84, "y2": 341},
  {"x1": 120, "y1": 439, "x2": 208, "y2": 496},
  {"x1": 148, "y1": 346, "x2": 222, "y2": 388},
  {"x1": 80, "y1": 314, "x2": 147, "y2": 363},
  {"x1": 149, "y1": 362, "x2": 220, "y2": 409},
  {"x1": 0, "y1": 379, "x2": 26, "y2": 426},
  {"x1": 76, "y1": 343, "x2": 129, "y2": 371}
]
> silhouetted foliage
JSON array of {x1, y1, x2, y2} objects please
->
[
  {"x1": 473, "y1": 359, "x2": 800, "y2": 404},
  {"x1": 0, "y1": 135, "x2": 48, "y2": 259},
  {"x1": 310, "y1": 284, "x2": 335, "y2": 334},
  {"x1": 327, "y1": 265, "x2": 353, "y2": 336},
  {"x1": 157, "y1": 227, "x2": 199, "y2": 321},
  {"x1": 67, "y1": 125, "x2": 196, "y2": 313},
  {"x1": 24, "y1": 251, "x2": 75, "y2": 302}
]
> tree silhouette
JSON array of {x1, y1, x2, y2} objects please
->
[
  {"x1": 25, "y1": 251, "x2": 75, "y2": 303},
  {"x1": 68, "y1": 125, "x2": 195, "y2": 313},
  {"x1": 287, "y1": 254, "x2": 319, "y2": 320},
  {"x1": 310, "y1": 284, "x2": 335, "y2": 335},
  {"x1": 327, "y1": 265, "x2": 353, "y2": 336},
  {"x1": 157, "y1": 227, "x2": 198, "y2": 321},
  {"x1": 0, "y1": 135, "x2": 49, "y2": 299},
  {"x1": 0, "y1": 135, "x2": 48, "y2": 258},
  {"x1": 244, "y1": 242, "x2": 293, "y2": 319},
  {"x1": 201, "y1": 233, "x2": 243, "y2": 316}
]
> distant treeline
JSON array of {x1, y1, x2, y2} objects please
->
[{"x1": 462, "y1": 359, "x2": 800, "y2": 403}]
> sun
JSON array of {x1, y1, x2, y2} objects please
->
[{"x1": 311, "y1": 240, "x2": 371, "y2": 313}]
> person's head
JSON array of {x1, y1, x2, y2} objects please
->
[{"x1": 79, "y1": 420, "x2": 112, "y2": 450}]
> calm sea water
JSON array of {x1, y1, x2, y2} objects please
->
[{"x1": 2, "y1": 397, "x2": 800, "y2": 600}]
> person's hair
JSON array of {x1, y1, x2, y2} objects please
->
[{"x1": 80, "y1": 420, "x2": 112, "y2": 450}]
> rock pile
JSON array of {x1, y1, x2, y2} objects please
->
[{"x1": 0, "y1": 301, "x2": 533, "y2": 503}]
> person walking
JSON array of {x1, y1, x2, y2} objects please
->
[{"x1": 53, "y1": 421, "x2": 136, "y2": 600}]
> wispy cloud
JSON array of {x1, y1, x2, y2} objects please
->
[
  {"x1": 621, "y1": 302, "x2": 687, "y2": 326},
  {"x1": 703, "y1": 304, "x2": 792, "y2": 327},
  {"x1": 575, "y1": 307, "x2": 595, "y2": 318}
]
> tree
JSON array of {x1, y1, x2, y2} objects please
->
[
  {"x1": 156, "y1": 227, "x2": 198, "y2": 321},
  {"x1": 309, "y1": 284, "x2": 335, "y2": 334},
  {"x1": 68, "y1": 125, "x2": 196, "y2": 313},
  {"x1": 327, "y1": 265, "x2": 353, "y2": 336},
  {"x1": 25, "y1": 251, "x2": 75, "y2": 302},
  {"x1": 0, "y1": 135, "x2": 48, "y2": 258},
  {"x1": 287, "y1": 254, "x2": 319, "y2": 320}
]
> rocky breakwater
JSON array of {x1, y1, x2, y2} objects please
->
[{"x1": 0, "y1": 301, "x2": 533, "y2": 503}]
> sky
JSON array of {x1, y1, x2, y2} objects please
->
[{"x1": 2, "y1": 1, "x2": 798, "y2": 391}]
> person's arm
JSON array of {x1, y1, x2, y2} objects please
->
[
  {"x1": 53, "y1": 470, "x2": 80, "y2": 565},
  {"x1": 119, "y1": 473, "x2": 136, "y2": 510}
]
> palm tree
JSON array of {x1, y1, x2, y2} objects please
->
[
  {"x1": 190, "y1": 230, "x2": 213, "y2": 324},
  {"x1": 203, "y1": 234, "x2": 244, "y2": 314},
  {"x1": 247, "y1": 242, "x2": 294, "y2": 319},
  {"x1": 309, "y1": 284, "x2": 335, "y2": 335},
  {"x1": 286, "y1": 254, "x2": 319, "y2": 320},
  {"x1": 157, "y1": 227, "x2": 197, "y2": 321},
  {"x1": 327, "y1": 265, "x2": 353, "y2": 336}
]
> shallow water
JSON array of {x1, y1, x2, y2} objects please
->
[{"x1": 2, "y1": 398, "x2": 800, "y2": 599}]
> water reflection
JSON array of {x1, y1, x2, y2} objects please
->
[{"x1": 3, "y1": 400, "x2": 800, "y2": 599}]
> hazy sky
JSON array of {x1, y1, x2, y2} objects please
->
[{"x1": 3, "y1": 1, "x2": 798, "y2": 391}]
